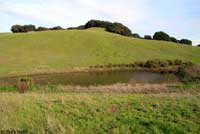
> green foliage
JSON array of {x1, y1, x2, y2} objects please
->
[
  {"x1": 85, "y1": 20, "x2": 132, "y2": 36},
  {"x1": 134, "y1": 61, "x2": 146, "y2": 67},
  {"x1": 36, "y1": 27, "x2": 49, "y2": 31},
  {"x1": 132, "y1": 33, "x2": 141, "y2": 38},
  {"x1": 137, "y1": 59, "x2": 191, "y2": 68},
  {"x1": 50, "y1": 26, "x2": 64, "y2": 30},
  {"x1": 174, "y1": 83, "x2": 199, "y2": 90},
  {"x1": 11, "y1": 25, "x2": 36, "y2": 33},
  {"x1": 153, "y1": 31, "x2": 171, "y2": 41},
  {"x1": 10, "y1": 20, "x2": 193, "y2": 45},
  {"x1": 144, "y1": 35, "x2": 152, "y2": 40},
  {"x1": 177, "y1": 65, "x2": 200, "y2": 82},
  {"x1": 170, "y1": 37, "x2": 178, "y2": 43},
  {"x1": 67, "y1": 25, "x2": 85, "y2": 30},
  {"x1": 179, "y1": 39, "x2": 192, "y2": 45},
  {"x1": 159, "y1": 60, "x2": 181, "y2": 67},
  {"x1": 174, "y1": 59, "x2": 183, "y2": 65},
  {"x1": 0, "y1": 85, "x2": 17, "y2": 92},
  {"x1": 85, "y1": 20, "x2": 113, "y2": 29},
  {"x1": 11, "y1": 25, "x2": 21, "y2": 33},
  {"x1": 144, "y1": 60, "x2": 160, "y2": 68},
  {"x1": 11, "y1": 25, "x2": 64, "y2": 33},
  {"x1": 106, "y1": 22, "x2": 132, "y2": 36}
]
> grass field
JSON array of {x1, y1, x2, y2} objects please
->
[
  {"x1": 0, "y1": 28, "x2": 199, "y2": 76},
  {"x1": 0, "y1": 91, "x2": 199, "y2": 134},
  {"x1": 0, "y1": 29, "x2": 200, "y2": 133}
]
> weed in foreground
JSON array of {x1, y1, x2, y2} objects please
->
[{"x1": 17, "y1": 77, "x2": 33, "y2": 93}]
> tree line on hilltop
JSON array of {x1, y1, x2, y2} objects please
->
[
  {"x1": 11, "y1": 25, "x2": 64, "y2": 33},
  {"x1": 11, "y1": 20, "x2": 193, "y2": 45}
]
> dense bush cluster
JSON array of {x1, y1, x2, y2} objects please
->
[
  {"x1": 10, "y1": 20, "x2": 193, "y2": 45},
  {"x1": 150, "y1": 31, "x2": 192, "y2": 45},
  {"x1": 11, "y1": 25, "x2": 36, "y2": 33},
  {"x1": 177, "y1": 65, "x2": 200, "y2": 82},
  {"x1": 68, "y1": 20, "x2": 132, "y2": 36},
  {"x1": 36, "y1": 27, "x2": 49, "y2": 31},
  {"x1": 170, "y1": 37, "x2": 178, "y2": 43},
  {"x1": 144, "y1": 59, "x2": 192, "y2": 68},
  {"x1": 198, "y1": 44, "x2": 200, "y2": 47},
  {"x1": 153, "y1": 31, "x2": 171, "y2": 41},
  {"x1": 132, "y1": 33, "x2": 141, "y2": 38},
  {"x1": 85, "y1": 20, "x2": 113, "y2": 29},
  {"x1": 179, "y1": 39, "x2": 192, "y2": 45},
  {"x1": 144, "y1": 35, "x2": 152, "y2": 40},
  {"x1": 49, "y1": 26, "x2": 64, "y2": 30},
  {"x1": 84, "y1": 20, "x2": 132, "y2": 36},
  {"x1": 11, "y1": 25, "x2": 64, "y2": 33},
  {"x1": 106, "y1": 22, "x2": 132, "y2": 36},
  {"x1": 76, "y1": 20, "x2": 193, "y2": 45},
  {"x1": 90, "y1": 59, "x2": 193, "y2": 69}
]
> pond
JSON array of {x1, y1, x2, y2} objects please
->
[{"x1": 0, "y1": 70, "x2": 179, "y2": 86}]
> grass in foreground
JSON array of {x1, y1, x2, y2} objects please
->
[
  {"x1": 0, "y1": 91, "x2": 199, "y2": 134},
  {"x1": 0, "y1": 28, "x2": 199, "y2": 76}
]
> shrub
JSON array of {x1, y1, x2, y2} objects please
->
[
  {"x1": 144, "y1": 59, "x2": 185, "y2": 68},
  {"x1": 50, "y1": 26, "x2": 64, "y2": 30},
  {"x1": 84, "y1": 20, "x2": 132, "y2": 36},
  {"x1": 135, "y1": 62, "x2": 145, "y2": 67},
  {"x1": 145, "y1": 60, "x2": 160, "y2": 68},
  {"x1": 132, "y1": 33, "x2": 141, "y2": 38},
  {"x1": 37, "y1": 27, "x2": 49, "y2": 31},
  {"x1": 76, "y1": 25, "x2": 85, "y2": 30},
  {"x1": 183, "y1": 61, "x2": 193, "y2": 66},
  {"x1": 106, "y1": 22, "x2": 132, "y2": 36},
  {"x1": 67, "y1": 25, "x2": 85, "y2": 30},
  {"x1": 167, "y1": 60, "x2": 175, "y2": 66},
  {"x1": 85, "y1": 20, "x2": 113, "y2": 29},
  {"x1": 179, "y1": 39, "x2": 192, "y2": 45},
  {"x1": 170, "y1": 37, "x2": 178, "y2": 43},
  {"x1": 159, "y1": 60, "x2": 169, "y2": 67},
  {"x1": 23, "y1": 25, "x2": 36, "y2": 32},
  {"x1": 174, "y1": 59, "x2": 182, "y2": 65},
  {"x1": 11, "y1": 24, "x2": 36, "y2": 33},
  {"x1": 177, "y1": 65, "x2": 200, "y2": 82},
  {"x1": 144, "y1": 35, "x2": 152, "y2": 40},
  {"x1": 67, "y1": 27, "x2": 76, "y2": 30},
  {"x1": 11, "y1": 24, "x2": 66, "y2": 33},
  {"x1": 17, "y1": 77, "x2": 33, "y2": 93},
  {"x1": 153, "y1": 31, "x2": 171, "y2": 41},
  {"x1": 11, "y1": 25, "x2": 22, "y2": 33},
  {"x1": 198, "y1": 44, "x2": 200, "y2": 47}
]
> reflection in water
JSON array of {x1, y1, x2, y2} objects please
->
[{"x1": 0, "y1": 70, "x2": 179, "y2": 86}]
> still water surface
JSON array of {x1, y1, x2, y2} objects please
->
[{"x1": 0, "y1": 70, "x2": 179, "y2": 86}]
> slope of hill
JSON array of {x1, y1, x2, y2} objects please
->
[{"x1": 0, "y1": 28, "x2": 199, "y2": 76}]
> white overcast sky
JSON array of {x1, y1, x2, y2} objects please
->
[{"x1": 0, "y1": 0, "x2": 199, "y2": 45}]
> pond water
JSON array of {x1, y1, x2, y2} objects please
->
[{"x1": 0, "y1": 70, "x2": 179, "y2": 86}]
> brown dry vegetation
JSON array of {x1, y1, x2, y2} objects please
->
[{"x1": 36, "y1": 83, "x2": 200, "y2": 93}]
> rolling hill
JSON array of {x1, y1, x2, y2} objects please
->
[{"x1": 0, "y1": 28, "x2": 199, "y2": 76}]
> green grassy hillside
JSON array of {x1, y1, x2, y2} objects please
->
[{"x1": 0, "y1": 28, "x2": 199, "y2": 75}]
